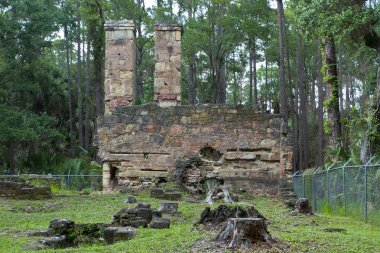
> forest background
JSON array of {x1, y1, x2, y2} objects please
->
[{"x1": 0, "y1": 0, "x2": 379, "y2": 175}]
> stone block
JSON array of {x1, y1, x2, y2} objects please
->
[
  {"x1": 41, "y1": 236, "x2": 67, "y2": 249},
  {"x1": 113, "y1": 227, "x2": 136, "y2": 243},
  {"x1": 225, "y1": 152, "x2": 256, "y2": 160},
  {"x1": 103, "y1": 227, "x2": 120, "y2": 244},
  {"x1": 150, "y1": 188, "x2": 165, "y2": 198},
  {"x1": 119, "y1": 170, "x2": 168, "y2": 178},
  {"x1": 130, "y1": 217, "x2": 148, "y2": 228},
  {"x1": 175, "y1": 31, "x2": 181, "y2": 41},
  {"x1": 136, "y1": 208, "x2": 153, "y2": 222},
  {"x1": 268, "y1": 153, "x2": 280, "y2": 161},
  {"x1": 150, "y1": 218, "x2": 170, "y2": 229},
  {"x1": 48, "y1": 219, "x2": 75, "y2": 236},
  {"x1": 260, "y1": 139, "x2": 277, "y2": 148}
]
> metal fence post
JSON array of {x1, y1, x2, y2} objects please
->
[
  {"x1": 67, "y1": 170, "x2": 71, "y2": 189},
  {"x1": 342, "y1": 159, "x2": 350, "y2": 217},
  {"x1": 303, "y1": 172, "x2": 306, "y2": 198},
  {"x1": 327, "y1": 167, "x2": 330, "y2": 210},
  {"x1": 313, "y1": 167, "x2": 321, "y2": 211},
  {"x1": 343, "y1": 165, "x2": 346, "y2": 217},
  {"x1": 313, "y1": 172, "x2": 316, "y2": 210},
  {"x1": 365, "y1": 164, "x2": 368, "y2": 222},
  {"x1": 364, "y1": 157, "x2": 375, "y2": 222}
]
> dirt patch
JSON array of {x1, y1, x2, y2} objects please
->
[
  {"x1": 323, "y1": 228, "x2": 346, "y2": 233},
  {"x1": 191, "y1": 236, "x2": 291, "y2": 253}
]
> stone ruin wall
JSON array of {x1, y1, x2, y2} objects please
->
[
  {"x1": 97, "y1": 20, "x2": 293, "y2": 195},
  {"x1": 97, "y1": 105, "x2": 293, "y2": 195}
]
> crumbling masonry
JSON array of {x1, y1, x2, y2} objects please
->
[{"x1": 96, "y1": 20, "x2": 293, "y2": 195}]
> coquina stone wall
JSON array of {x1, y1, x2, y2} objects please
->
[
  {"x1": 97, "y1": 104, "x2": 293, "y2": 194},
  {"x1": 104, "y1": 20, "x2": 136, "y2": 115},
  {"x1": 154, "y1": 24, "x2": 182, "y2": 107},
  {"x1": 97, "y1": 20, "x2": 293, "y2": 195}
]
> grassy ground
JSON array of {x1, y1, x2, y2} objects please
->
[{"x1": 0, "y1": 191, "x2": 379, "y2": 253}]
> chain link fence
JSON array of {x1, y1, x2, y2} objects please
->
[
  {"x1": 51, "y1": 174, "x2": 103, "y2": 191},
  {"x1": 0, "y1": 173, "x2": 103, "y2": 192},
  {"x1": 293, "y1": 158, "x2": 380, "y2": 226}
]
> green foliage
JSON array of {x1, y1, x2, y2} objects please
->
[
  {"x1": 325, "y1": 144, "x2": 349, "y2": 163},
  {"x1": 27, "y1": 154, "x2": 101, "y2": 175},
  {"x1": 294, "y1": 0, "x2": 373, "y2": 39},
  {"x1": 347, "y1": 101, "x2": 380, "y2": 161},
  {"x1": 0, "y1": 107, "x2": 61, "y2": 145}
]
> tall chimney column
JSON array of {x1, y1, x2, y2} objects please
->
[
  {"x1": 104, "y1": 20, "x2": 136, "y2": 114},
  {"x1": 154, "y1": 23, "x2": 182, "y2": 107}
]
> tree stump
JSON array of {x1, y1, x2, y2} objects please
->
[
  {"x1": 215, "y1": 218, "x2": 272, "y2": 248},
  {"x1": 293, "y1": 198, "x2": 313, "y2": 215},
  {"x1": 196, "y1": 205, "x2": 265, "y2": 226}
]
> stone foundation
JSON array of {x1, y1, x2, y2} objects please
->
[
  {"x1": 0, "y1": 176, "x2": 52, "y2": 199},
  {"x1": 97, "y1": 104, "x2": 293, "y2": 194}
]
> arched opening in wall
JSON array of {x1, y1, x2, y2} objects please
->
[
  {"x1": 200, "y1": 146, "x2": 222, "y2": 161},
  {"x1": 110, "y1": 165, "x2": 119, "y2": 190}
]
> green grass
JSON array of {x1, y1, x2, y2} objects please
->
[{"x1": 0, "y1": 191, "x2": 379, "y2": 253}]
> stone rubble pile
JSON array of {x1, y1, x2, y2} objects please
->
[
  {"x1": 112, "y1": 202, "x2": 169, "y2": 229},
  {"x1": 25, "y1": 202, "x2": 173, "y2": 249},
  {"x1": 0, "y1": 177, "x2": 51, "y2": 200}
]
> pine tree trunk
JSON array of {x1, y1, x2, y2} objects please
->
[
  {"x1": 213, "y1": 24, "x2": 226, "y2": 105},
  {"x1": 277, "y1": 0, "x2": 288, "y2": 122},
  {"x1": 135, "y1": 0, "x2": 144, "y2": 104},
  {"x1": 85, "y1": 32, "x2": 91, "y2": 150},
  {"x1": 188, "y1": 55, "x2": 196, "y2": 105},
  {"x1": 297, "y1": 34, "x2": 308, "y2": 170},
  {"x1": 264, "y1": 53, "x2": 268, "y2": 111},
  {"x1": 187, "y1": 7, "x2": 196, "y2": 105},
  {"x1": 64, "y1": 23, "x2": 74, "y2": 156},
  {"x1": 77, "y1": 4, "x2": 83, "y2": 148},
  {"x1": 310, "y1": 78, "x2": 316, "y2": 111},
  {"x1": 239, "y1": 72, "x2": 243, "y2": 105},
  {"x1": 292, "y1": 67, "x2": 300, "y2": 172},
  {"x1": 338, "y1": 45, "x2": 344, "y2": 113},
  {"x1": 249, "y1": 46, "x2": 253, "y2": 106},
  {"x1": 316, "y1": 39, "x2": 324, "y2": 167},
  {"x1": 253, "y1": 39, "x2": 258, "y2": 107},
  {"x1": 346, "y1": 75, "x2": 351, "y2": 111},
  {"x1": 168, "y1": 0, "x2": 173, "y2": 18},
  {"x1": 233, "y1": 71, "x2": 237, "y2": 106},
  {"x1": 218, "y1": 60, "x2": 226, "y2": 104},
  {"x1": 324, "y1": 36, "x2": 341, "y2": 145},
  {"x1": 93, "y1": 1, "x2": 105, "y2": 140},
  {"x1": 7, "y1": 141, "x2": 16, "y2": 174}
]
